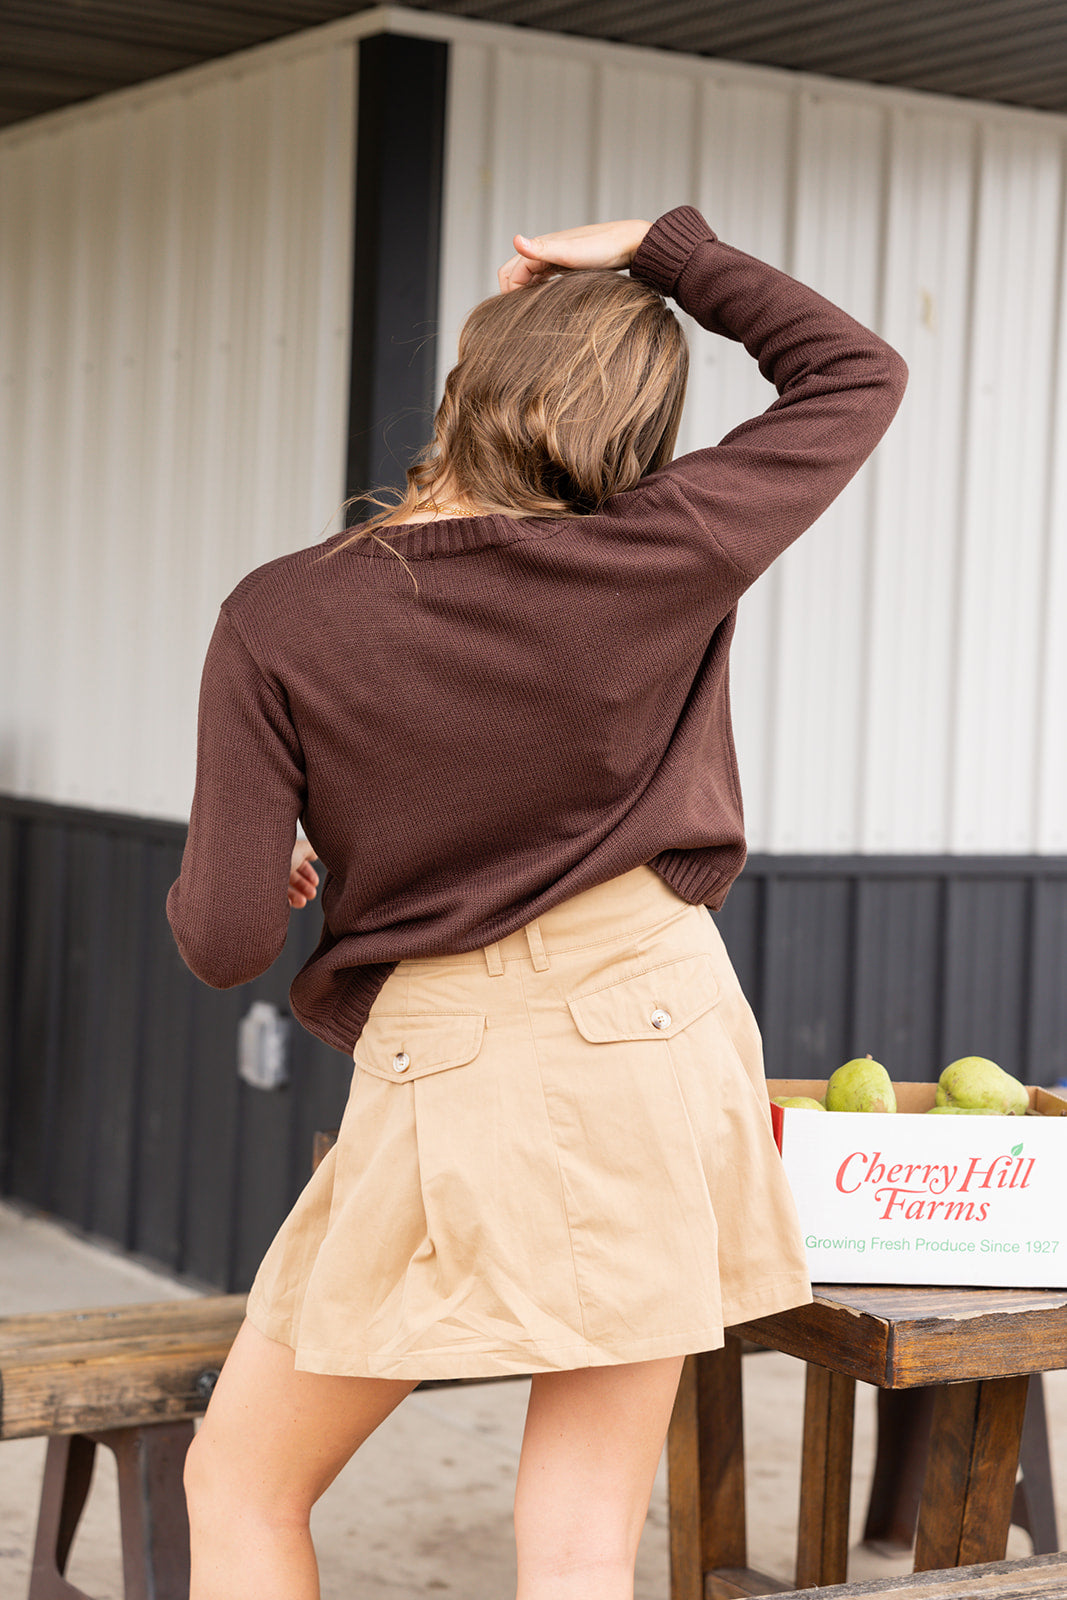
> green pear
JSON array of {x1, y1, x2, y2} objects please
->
[
  {"x1": 824, "y1": 1055, "x2": 896, "y2": 1114},
  {"x1": 936, "y1": 1057, "x2": 1029, "y2": 1116},
  {"x1": 772, "y1": 1096, "x2": 826, "y2": 1111}
]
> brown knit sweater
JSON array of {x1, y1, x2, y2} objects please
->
[{"x1": 167, "y1": 206, "x2": 907, "y2": 1052}]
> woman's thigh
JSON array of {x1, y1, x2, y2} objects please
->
[
  {"x1": 187, "y1": 1318, "x2": 417, "y2": 1516},
  {"x1": 514, "y1": 1356, "x2": 684, "y2": 1577}
]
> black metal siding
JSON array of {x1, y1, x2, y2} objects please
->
[
  {"x1": 0, "y1": 798, "x2": 353, "y2": 1290},
  {"x1": 716, "y1": 856, "x2": 1067, "y2": 1087},
  {"x1": 2, "y1": 796, "x2": 1065, "y2": 1289}
]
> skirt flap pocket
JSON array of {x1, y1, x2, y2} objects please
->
[
  {"x1": 567, "y1": 952, "x2": 719, "y2": 1043},
  {"x1": 353, "y1": 1012, "x2": 485, "y2": 1081}
]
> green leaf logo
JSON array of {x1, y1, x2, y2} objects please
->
[{"x1": 1010, "y1": 1143, "x2": 1023, "y2": 1158}]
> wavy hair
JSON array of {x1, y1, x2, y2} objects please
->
[{"x1": 338, "y1": 268, "x2": 689, "y2": 544}]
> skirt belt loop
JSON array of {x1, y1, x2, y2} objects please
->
[
  {"x1": 525, "y1": 920, "x2": 550, "y2": 971},
  {"x1": 484, "y1": 941, "x2": 505, "y2": 976}
]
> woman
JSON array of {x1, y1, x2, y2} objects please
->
[{"x1": 169, "y1": 207, "x2": 907, "y2": 1600}]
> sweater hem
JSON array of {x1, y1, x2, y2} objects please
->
[{"x1": 652, "y1": 846, "x2": 747, "y2": 911}]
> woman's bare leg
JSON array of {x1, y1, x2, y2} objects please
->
[
  {"x1": 184, "y1": 1319, "x2": 416, "y2": 1600},
  {"x1": 513, "y1": 1355, "x2": 685, "y2": 1600}
]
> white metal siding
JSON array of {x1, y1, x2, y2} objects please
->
[
  {"x1": 439, "y1": 24, "x2": 1067, "y2": 855},
  {"x1": 0, "y1": 42, "x2": 355, "y2": 819},
  {"x1": 2, "y1": 5, "x2": 1066, "y2": 853}
]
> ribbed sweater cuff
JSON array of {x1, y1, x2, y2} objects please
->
[
  {"x1": 652, "y1": 844, "x2": 747, "y2": 911},
  {"x1": 630, "y1": 205, "x2": 716, "y2": 298}
]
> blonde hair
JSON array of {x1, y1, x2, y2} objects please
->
[{"x1": 338, "y1": 269, "x2": 688, "y2": 544}]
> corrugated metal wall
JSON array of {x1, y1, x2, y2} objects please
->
[
  {"x1": 2, "y1": 6, "x2": 1065, "y2": 855},
  {"x1": 0, "y1": 36, "x2": 355, "y2": 820},
  {"x1": 439, "y1": 27, "x2": 1067, "y2": 856}
]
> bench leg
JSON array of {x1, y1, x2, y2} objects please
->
[
  {"x1": 667, "y1": 1341, "x2": 791, "y2": 1600},
  {"x1": 28, "y1": 1423, "x2": 194, "y2": 1600},
  {"x1": 865, "y1": 1376, "x2": 1058, "y2": 1557},
  {"x1": 29, "y1": 1434, "x2": 99, "y2": 1600},
  {"x1": 107, "y1": 1423, "x2": 194, "y2": 1600},
  {"x1": 1012, "y1": 1376, "x2": 1060, "y2": 1554},
  {"x1": 862, "y1": 1387, "x2": 935, "y2": 1551},
  {"x1": 914, "y1": 1375, "x2": 1029, "y2": 1571},
  {"x1": 794, "y1": 1362, "x2": 856, "y2": 1590},
  {"x1": 669, "y1": 1341, "x2": 749, "y2": 1600}
]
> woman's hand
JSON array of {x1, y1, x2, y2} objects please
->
[
  {"x1": 287, "y1": 838, "x2": 319, "y2": 908},
  {"x1": 497, "y1": 219, "x2": 651, "y2": 293}
]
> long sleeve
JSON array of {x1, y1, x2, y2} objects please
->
[
  {"x1": 631, "y1": 206, "x2": 908, "y2": 586},
  {"x1": 167, "y1": 606, "x2": 306, "y2": 987}
]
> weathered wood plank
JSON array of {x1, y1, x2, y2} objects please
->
[
  {"x1": 705, "y1": 1566, "x2": 793, "y2": 1598},
  {"x1": 0, "y1": 1298, "x2": 246, "y2": 1439},
  {"x1": 814, "y1": 1287, "x2": 1067, "y2": 1323},
  {"x1": 732, "y1": 1294, "x2": 891, "y2": 1385},
  {"x1": 2, "y1": 1347, "x2": 238, "y2": 1438},
  {"x1": 788, "y1": 1550, "x2": 1067, "y2": 1600},
  {"x1": 735, "y1": 1286, "x2": 1067, "y2": 1389},
  {"x1": 795, "y1": 1363, "x2": 856, "y2": 1588},
  {"x1": 889, "y1": 1308, "x2": 1067, "y2": 1387},
  {"x1": 0, "y1": 1295, "x2": 247, "y2": 1350},
  {"x1": 4, "y1": 1324, "x2": 243, "y2": 1375}
]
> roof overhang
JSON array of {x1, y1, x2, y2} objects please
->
[{"x1": 4, "y1": 0, "x2": 1067, "y2": 131}]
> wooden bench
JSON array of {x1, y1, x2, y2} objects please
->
[
  {"x1": 669, "y1": 1289, "x2": 1062, "y2": 1600},
  {"x1": 0, "y1": 1294, "x2": 246, "y2": 1600},
  {"x1": 788, "y1": 1550, "x2": 1067, "y2": 1600}
]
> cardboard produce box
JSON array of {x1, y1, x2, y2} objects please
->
[{"x1": 768, "y1": 1080, "x2": 1067, "y2": 1287}]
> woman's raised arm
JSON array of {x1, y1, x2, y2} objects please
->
[{"x1": 629, "y1": 206, "x2": 908, "y2": 588}]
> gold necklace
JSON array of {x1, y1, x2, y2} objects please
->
[{"x1": 421, "y1": 496, "x2": 481, "y2": 518}]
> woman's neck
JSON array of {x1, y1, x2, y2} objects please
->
[{"x1": 381, "y1": 484, "x2": 489, "y2": 526}]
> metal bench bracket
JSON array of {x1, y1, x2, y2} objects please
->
[{"x1": 29, "y1": 1422, "x2": 193, "y2": 1600}]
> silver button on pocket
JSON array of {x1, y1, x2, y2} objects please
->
[
  {"x1": 392, "y1": 1051, "x2": 411, "y2": 1073},
  {"x1": 650, "y1": 1009, "x2": 672, "y2": 1031}
]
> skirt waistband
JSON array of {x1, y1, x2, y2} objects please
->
[{"x1": 406, "y1": 866, "x2": 695, "y2": 976}]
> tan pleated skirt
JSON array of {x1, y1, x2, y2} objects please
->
[{"x1": 246, "y1": 866, "x2": 812, "y2": 1379}]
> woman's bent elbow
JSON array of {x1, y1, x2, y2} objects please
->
[
  {"x1": 170, "y1": 917, "x2": 288, "y2": 988},
  {"x1": 881, "y1": 345, "x2": 909, "y2": 406}
]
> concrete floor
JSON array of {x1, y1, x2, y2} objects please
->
[{"x1": 0, "y1": 1199, "x2": 1060, "y2": 1599}]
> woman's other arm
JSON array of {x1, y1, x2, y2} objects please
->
[
  {"x1": 629, "y1": 206, "x2": 908, "y2": 584},
  {"x1": 166, "y1": 608, "x2": 307, "y2": 986}
]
